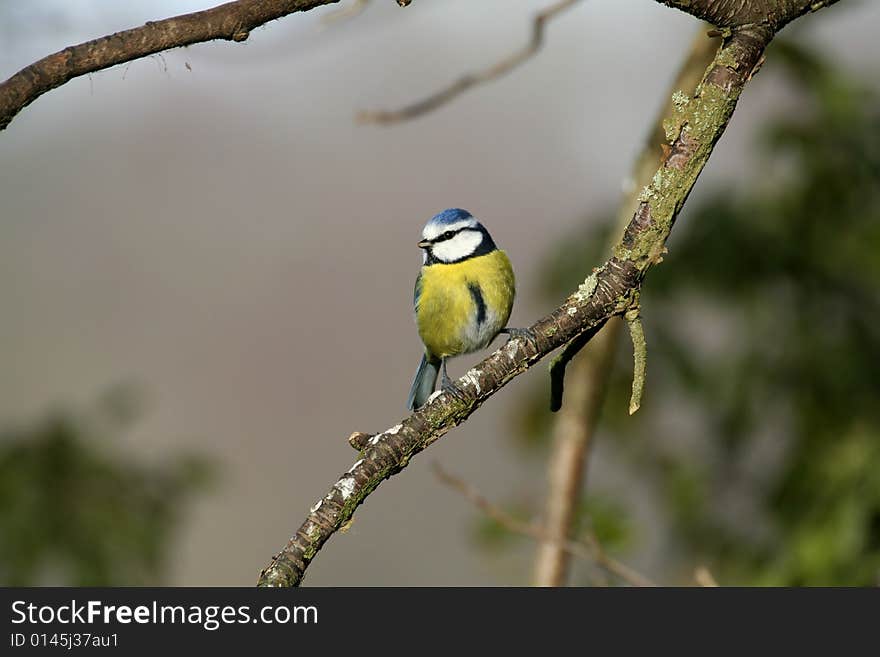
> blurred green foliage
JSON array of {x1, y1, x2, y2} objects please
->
[
  {"x1": 0, "y1": 386, "x2": 215, "y2": 585},
  {"x1": 509, "y1": 39, "x2": 880, "y2": 585}
]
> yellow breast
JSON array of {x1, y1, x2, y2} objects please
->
[{"x1": 415, "y1": 250, "x2": 515, "y2": 359}]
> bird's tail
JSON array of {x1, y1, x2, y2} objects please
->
[{"x1": 407, "y1": 354, "x2": 440, "y2": 410}]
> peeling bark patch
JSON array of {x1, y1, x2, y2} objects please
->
[
  {"x1": 706, "y1": 65, "x2": 740, "y2": 94},
  {"x1": 632, "y1": 202, "x2": 653, "y2": 231},
  {"x1": 335, "y1": 475, "x2": 356, "y2": 500},
  {"x1": 665, "y1": 127, "x2": 699, "y2": 170},
  {"x1": 747, "y1": 53, "x2": 767, "y2": 81},
  {"x1": 606, "y1": 257, "x2": 641, "y2": 295},
  {"x1": 622, "y1": 202, "x2": 654, "y2": 248},
  {"x1": 462, "y1": 369, "x2": 483, "y2": 396}
]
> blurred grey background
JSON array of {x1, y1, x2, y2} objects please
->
[{"x1": 1, "y1": 0, "x2": 878, "y2": 585}]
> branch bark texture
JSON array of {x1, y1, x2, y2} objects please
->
[
  {"x1": 0, "y1": 0, "x2": 837, "y2": 587},
  {"x1": 258, "y1": 15, "x2": 796, "y2": 585},
  {"x1": 0, "y1": 0, "x2": 838, "y2": 133},
  {"x1": 657, "y1": 0, "x2": 840, "y2": 28},
  {"x1": 0, "y1": 0, "x2": 349, "y2": 131}
]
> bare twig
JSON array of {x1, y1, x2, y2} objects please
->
[
  {"x1": 548, "y1": 320, "x2": 606, "y2": 412},
  {"x1": 625, "y1": 304, "x2": 647, "y2": 415},
  {"x1": 348, "y1": 431, "x2": 375, "y2": 450},
  {"x1": 356, "y1": 0, "x2": 582, "y2": 124},
  {"x1": 431, "y1": 462, "x2": 654, "y2": 586}
]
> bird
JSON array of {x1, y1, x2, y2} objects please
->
[{"x1": 407, "y1": 208, "x2": 533, "y2": 410}]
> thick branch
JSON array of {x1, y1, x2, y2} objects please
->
[
  {"x1": 0, "y1": 0, "x2": 408, "y2": 131},
  {"x1": 655, "y1": 0, "x2": 841, "y2": 28},
  {"x1": 259, "y1": 24, "x2": 780, "y2": 587}
]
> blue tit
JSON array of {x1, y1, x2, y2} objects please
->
[{"x1": 407, "y1": 208, "x2": 532, "y2": 410}]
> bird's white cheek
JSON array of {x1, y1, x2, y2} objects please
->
[
  {"x1": 422, "y1": 218, "x2": 477, "y2": 241},
  {"x1": 432, "y1": 231, "x2": 483, "y2": 262}
]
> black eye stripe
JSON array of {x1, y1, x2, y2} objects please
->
[{"x1": 432, "y1": 228, "x2": 469, "y2": 243}]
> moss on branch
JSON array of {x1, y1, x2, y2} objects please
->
[{"x1": 257, "y1": 20, "x2": 796, "y2": 587}]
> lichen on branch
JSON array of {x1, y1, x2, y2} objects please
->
[{"x1": 257, "y1": 20, "x2": 793, "y2": 587}]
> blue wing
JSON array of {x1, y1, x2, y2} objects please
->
[{"x1": 413, "y1": 270, "x2": 423, "y2": 312}]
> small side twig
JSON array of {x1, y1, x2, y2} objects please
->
[
  {"x1": 348, "y1": 431, "x2": 375, "y2": 450},
  {"x1": 625, "y1": 303, "x2": 647, "y2": 415},
  {"x1": 431, "y1": 462, "x2": 654, "y2": 587},
  {"x1": 357, "y1": 0, "x2": 582, "y2": 124},
  {"x1": 548, "y1": 321, "x2": 606, "y2": 412}
]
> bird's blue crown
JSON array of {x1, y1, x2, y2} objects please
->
[{"x1": 429, "y1": 208, "x2": 474, "y2": 226}]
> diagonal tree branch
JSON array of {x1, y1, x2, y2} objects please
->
[
  {"x1": 257, "y1": 15, "x2": 808, "y2": 586},
  {"x1": 532, "y1": 27, "x2": 718, "y2": 587},
  {"x1": 0, "y1": 0, "x2": 414, "y2": 132},
  {"x1": 0, "y1": 0, "x2": 843, "y2": 587},
  {"x1": 357, "y1": 0, "x2": 582, "y2": 125}
]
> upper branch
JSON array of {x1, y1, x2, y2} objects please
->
[
  {"x1": 258, "y1": 22, "x2": 780, "y2": 587},
  {"x1": 655, "y1": 0, "x2": 841, "y2": 28},
  {"x1": 0, "y1": 0, "x2": 415, "y2": 131}
]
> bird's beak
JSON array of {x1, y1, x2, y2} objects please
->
[{"x1": 418, "y1": 239, "x2": 431, "y2": 249}]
